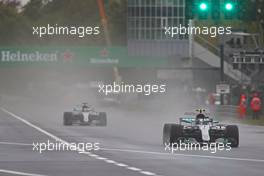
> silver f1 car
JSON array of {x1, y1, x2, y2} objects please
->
[
  {"x1": 163, "y1": 109, "x2": 239, "y2": 147},
  {"x1": 63, "y1": 103, "x2": 107, "y2": 126}
]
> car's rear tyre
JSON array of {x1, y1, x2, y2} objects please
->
[
  {"x1": 225, "y1": 125, "x2": 239, "y2": 147},
  {"x1": 163, "y1": 124, "x2": 172, "y2": 145},
  {"x1": 98, "y1": 112, "x2": 107, "y2": 126},
  {"x1": 163, "y1": 124, "x2": 183, "y2": 145},
  {"x1": 63, "y1": 112, "x2": 73, "y2": 126}
]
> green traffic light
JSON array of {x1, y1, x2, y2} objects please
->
[
  {"x1": 199, "y1": 3, "x2": 208, "y2": 11},
  {"x1": 225, "y1": 3, "x2": 233, "y2": 11}
]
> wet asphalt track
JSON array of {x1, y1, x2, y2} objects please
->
[{"x1": 0, "y1": 99, "x2": 264, "y2": 176}]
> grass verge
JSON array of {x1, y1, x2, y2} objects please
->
[{"x1": 241, "y1": 117, "x2": 264, "y2": 126}]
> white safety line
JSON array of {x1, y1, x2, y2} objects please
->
[
  {"x1": 0, "y1": 107, "x2": 162, "y2": 176},
  {"x1": 79, "y1": 151, "x2": 158, "y2": 176},
  {"x1": 0, "y1": 108, "x2": 67, "y2": 144},
  {"x1": 115, "y1": 163, "x2": 128, "y2": 167},
  {"x1": 0, "y1": 141, "x2": 32, "y2": 146},
  {"x1": 140, "y1": 171, "x2": 157, "y2": 176},
  {"x1": 127, "y1": 167, "x2": 142, "y2": 171},
  {"x1": 105, "y1": 159, "x2": 117, "y2": 164},
  {"x1": 100, "y1": 147, "x2": 264, "y2": 163},
  {"x1": 0, "y1": 169, "x2": 47, "y2": 176}
]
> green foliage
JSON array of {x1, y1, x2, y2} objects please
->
[
  {"x1": 22, "y1": 0, "x2": 43, "y2": 21},
  {"x1": 0, "y1": 0, "x2": 127, "y2": 46},
  {"x1": 108, "y1": 0, "x2": 127, "y2": 45},
  {"x1": 242, "y1": 118, "x2": 264, "y2": 126},
  {"x1": 0, "y1": 0, "x2": 31, "y2": 45},
  {"x1": 39, "y1": 0, "x2": 100, "y2": 25}
]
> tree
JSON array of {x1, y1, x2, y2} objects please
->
[
  {"x1": 256, "y1": 0, "x2": 264, "y2": 45},
  {"x1": 0, "y1": 0, "x2": 30, "y2": 45},
  {"x1": 30, "y1": 0, "x2": 104, "y2": 45},
  {"x1": 22, "y1": 0, "x2": 43, "y2": 21},
  {"x1": 108, "y1": 0, "x2": 127, "y2": 45}
]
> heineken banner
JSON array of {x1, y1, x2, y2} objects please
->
[{"x1": 0, "y1": 47, "x2": 168, "y2": 68}]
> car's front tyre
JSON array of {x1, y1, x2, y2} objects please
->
[
  {"x1": 225, "y1": 125, "x2": 239, "y2": 148},
  {"x1": 163, "y1": 124, "x2": 183, "y2": 145},
  {"x1": 63, "y1": 112, "x2": 73, "y2": 126},
  {"x1": 163, "y1": 124, "x2": 172, "y2": 145}
]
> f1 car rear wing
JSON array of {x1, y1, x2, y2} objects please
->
[
  {"x1": 183, "y1": 112, "x2": 211, "y2": 116},
  {"x1": 179, "y1": 117, "x2": 219, "y2": 125},
  {"x1": 180, "y1": 118, "x2": 196, "y2": 125}
]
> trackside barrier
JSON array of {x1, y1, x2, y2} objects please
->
[{"x1": 214, "y1": 105, "x2": 239, "y2": 119}]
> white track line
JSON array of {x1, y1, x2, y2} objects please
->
[
  {"x1": 100, "y1": 147, "x2": 264, "y2": 163},
  {"x1": 0, "y1": 169, "x2": 47, "y2": 176},
  {"x1": 127, "y1": 167, "x2": 142, "y2": 171},
  {"x1": 4, "y1": 140, "x2": 261, "y2": 163},
  {"x1": 0, "y1": 107, "x2": 161, "y2": 176},
  {"x1": 0, "y1": 141, "x2": 32, "y2": 146}
]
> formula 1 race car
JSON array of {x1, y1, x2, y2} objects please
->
[
  {"x1": 63, "y1": 103, "x2": 107, "y2": 126},
  {"x1": 163, "y1": 109, "x2": 239, "y2": 147}
]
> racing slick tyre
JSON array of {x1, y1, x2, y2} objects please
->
[
  {"x1": 163, "y1": 124, "x2": 172, "y2": 145},
  {"x1": 225, "y1": 125, "x2": 239, "y2": 148},
  {"x1": 63, "y1": 112, "x2": 73, "y2": 126},
  {"x1": 163, "y1": 124, "x2": 183, "y2": 145},
  {"x1": 195, "y1": 131, "x2": 203, "y2": 143},
  {"x1": 98, "y1": 112, "x2": 107, "y2": 126},
  {"x1": 170, "y1": 124, "x2": 183, "y2": 143}
]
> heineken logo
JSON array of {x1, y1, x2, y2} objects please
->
[
  {"x1": 90, "y1": 58, "x2": 119, "y2": 64},
  {"x1": 0, "y1": 50, "x2": 58, "y2": 62},
  {"x1": 100, "y1": 48, "x2": 109, "y2": 57},
  {"x1": 0, "y1": 49, "x2": 122, "y2": 65},
  {"x1": 62, "y1": 50, "x2": 74, "y2": 62}
]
